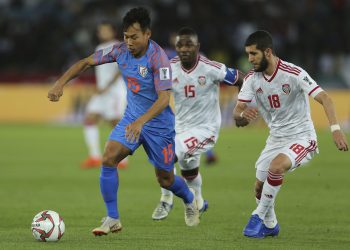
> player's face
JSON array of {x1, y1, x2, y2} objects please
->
[
  {"x1": 245, "y1": 45, "x2": 269, "y2": 72},
  {"x1": 175, "y1": 35, "x2": 199, "y2": 65},
  {"x1": 97, "y1": 24, "x2": 116, "y2": 43},
  {"x1": 124, "y1": 22, "x2": 151, "y2": 58}
]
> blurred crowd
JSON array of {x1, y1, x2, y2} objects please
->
[{"x1": 0, "y1": 0, "x2": 350, "y2": 88}]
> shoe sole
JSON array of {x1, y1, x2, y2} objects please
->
[{"x1": 92, "y1": 227, "x2": 122, "y2": 236}]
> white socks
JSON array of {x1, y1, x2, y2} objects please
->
[
  {"x1": 185, "y1": 173, "x2": 204, "y2": 209},
  {"x1": 253, "y1": 181, "x2": 281, "y2": 222},
  {"x1": 83, "y1": 125, "x2": 101, "y2": 158},
  {"x1": 256, "y1": 197, "x2": 278, "y2": 228}
]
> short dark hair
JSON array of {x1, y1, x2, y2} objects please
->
[
  {"x1": 122, "y1": 7, "x2": 151, "y2": 32},
  {"x1": 245, "y1": 30, "x2": 273, "y2": 51},
  {"x1": 177, "y1": 27, "x2": 198, "y2": 37}
]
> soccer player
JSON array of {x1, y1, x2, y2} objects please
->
[
  {"x1": 48, "y1": 7, "x2": 200, "y2": 235},
  {"x1": 233, "y1": 30, "x2": 349, "y2": 238},
  {"x1": 152, "y1": 27, "x2": 244, "y2": 220},
  {"x1": 81, "y1": 21, "x2": 128, "y2": 169}
]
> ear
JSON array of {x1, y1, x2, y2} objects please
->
[
  {"x1": 145, "y1": 29, "x2": 151, "y2": 39},
  {"x1": 264, "y1": 48, "x2": 272, "y2": 58}
]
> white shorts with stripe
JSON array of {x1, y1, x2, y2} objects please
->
[
  {"x1": 255, "y1": 135, "x2": 319, "y2": 182},
  {"x1": 175, "y1": 127, "x2": 218, "y2": 170}
]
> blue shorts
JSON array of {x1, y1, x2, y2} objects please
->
[{"x1": 109, "y1": 116, "x2": 175, "y2": 172}]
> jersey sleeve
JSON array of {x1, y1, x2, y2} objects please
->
[
  {"x1": 93, "y1": 43, "x2": 122, "y2": 65},
  {"x1": 297, "y1": 69, "x2": 323, "y2": 98},
  {"x1": 210, "y1": 61, "x2": 238, "y2": 86},
  {"x1": 150, "y1": 48, "x2": 172, "y2": 92},
  {"x1": 237, "y1": 76, "x2": 254, "y2": 103}
]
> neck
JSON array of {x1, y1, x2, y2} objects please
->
[
  {"x1": 264, "y1": 56, "x2": 279, "y2": 76},
  {"x1": 181, "y1": 56, "x2": 198, "y2": 70},
  {"x1": 135, "y1": 41, "x2": 150, "y2": 58}
]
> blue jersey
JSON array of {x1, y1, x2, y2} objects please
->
[{"x1": 94, "y1": 40, "x2": 174, "y2": 131}]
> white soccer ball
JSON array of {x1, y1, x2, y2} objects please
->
[{"x1": 31, "y1": 210, "x2": 65, "y2": 242}]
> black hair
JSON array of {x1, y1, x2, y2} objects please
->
[
  {"x1": 122, "y1": 7, "x2": 151, "y2": 32},
  {"x1": 177, "y1": 27, "x2": 198, "y2": 37},
  {"x1": 245, "y1": 30, "x2": 273, "y2": 51}
]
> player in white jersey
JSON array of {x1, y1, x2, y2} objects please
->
[
  {"x1": 81, "y1": 22, "x2": 127, "y2": 169},
  {"x1": 152, "y1": 27, "x2": 244, "y2": 220},
  {"x1": 233, "y1": 30, "x2": 348, "y2": 238}
]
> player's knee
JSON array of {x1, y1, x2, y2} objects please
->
[
  {"x1": 269, "y1": 154, "x2": 290, "y2": 174},
  {"x1": 157, "y1": 175, "x2": 173, "y2": 189},
  {"x1": 102, "y1": 150, "x2": 118, "y2": 166},
  {"x1": 181, "y1": 168, "x2": 199, "y2": 181},
  {"x1": 84, "y1": 115, "x2": 98, "y2": 125}
]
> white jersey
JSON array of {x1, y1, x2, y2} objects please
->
[
  {"x1": 171, "y1": 55, "x2": 238, "y2": 134},
  {"x1": 95, "y1": 40, "x2": 121, "y2": 90},
  {"x1": 238, "y1": 59, "x2": 324, "y2": 138}
]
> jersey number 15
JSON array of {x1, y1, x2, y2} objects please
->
[{"x1": 184, "y1": 85, "x2": 195, "y2": 98}]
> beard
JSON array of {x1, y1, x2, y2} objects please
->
[{"x1": 254, "y1": 55, "x2": 268, "y2": 72}]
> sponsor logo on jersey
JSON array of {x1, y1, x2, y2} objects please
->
[
  {"x1": 160, "y1": 67, "x2": 170, "y2": 80},
  {"x1": 138, "y1": 65, "x2": 148, "y2": 78},
  {"x1": 198, "y1": 76, "x2": 206, "y2": 86},
  {"x1": 282, "y1": 84, "x2": 291, "y2": 95},
  {"x1": 303, "y1": 76, "x2": 312, "y2": 85},
  {"x1": 256, "y1": 87, "x2": 263, "y2": 94}
]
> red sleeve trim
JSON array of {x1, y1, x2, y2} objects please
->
[
  {"x1": 238, "y1": 99, "x2": 252, "y2": 103},
  {"x1": 308, "y1": 86, "x2": 320, "y2": 96}
]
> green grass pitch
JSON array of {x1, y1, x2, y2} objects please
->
[{"x1": 0, "y1": 124, "x2": 349, "y2": 249}]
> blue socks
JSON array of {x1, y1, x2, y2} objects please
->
[
  {"x1": 168, "y1": 175, "x2": 194, "y2": 204},
  {"x1": 100, "y1": 166, "x2": 119, "y2": 219}
]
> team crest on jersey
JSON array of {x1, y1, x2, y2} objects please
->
[
  {"x1": 138, "y1": 65, "x2": 148, "y2": 78},
  {"x1": 282, "y1": 84, "x2": 291, "y2": 95},
  {"x1": 198, "y1": 76, "x2": 206, "y2": 86}
]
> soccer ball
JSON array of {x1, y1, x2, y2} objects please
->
[{"x1": 31, "y1": 210, "x2": 65, "y2": 242}]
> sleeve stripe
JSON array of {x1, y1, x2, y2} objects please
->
[
  {"x1": 238, "y1": 99, "x2": 252, "y2": 103},
  {"x1": 308, "y1": 86, "x2": 320, "y2": 96}
]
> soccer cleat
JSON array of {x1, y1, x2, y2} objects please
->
[
  {"x1": 243, "y1": 214, "x2": 264, "y2": 238},
  {"x1": 261, "y1": 223, "x2": 280, "y2": 237},
  {"x1": 199, "y1": 200, "x2": 209, "y2": 217},
  {"x1": 184, "y1": 192, "x2": 200, "y2": 226},
  {"x1": 92, "y1": 217, "x2": 122, "y2": 236},
  {"x1": 151, "y1": 201, "x2": 173, "y2": 220},
  {"x1": 80, "y1": 157, "x2": 101, "y2": 169}
]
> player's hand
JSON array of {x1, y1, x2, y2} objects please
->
[
  {"x1": 332, "y1": 130, "x2": 349, "y2": 151},
  {"x1": 125, "y1": 120, "x2": 144, "y2": 143},
  {"x1": 241, "y1": 107, "x2": 259, "y2": 122},
  {"x1": 48, "y1": 83, "x2": 64, "y2": 102}
]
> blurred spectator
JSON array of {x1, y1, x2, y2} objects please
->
[{"x1": 0, "y1": 0, "x2": 349, "y2": 88}]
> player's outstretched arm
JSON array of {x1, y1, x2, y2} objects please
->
[
  {"x1": 233, "y1": 101, "x2": 258, "y2": 127},
  {"x1": 48, "y1": 54, "x2": 96, "y2": 102},
  {"x1": 314, "y1": 91, "x2": 348, "y2": 151}
]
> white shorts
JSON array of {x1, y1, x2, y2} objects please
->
[
  {"x1": 175, "y1": 127, "x2": 218, "y2": 170},
  {"x1": 86, "y1": 78, "x2": 127, "y2": 120},
  {"x1": 255, "y1": 135, "x2": 319, "y2": 182}
]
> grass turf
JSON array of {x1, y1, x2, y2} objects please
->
[{"x1": 0, "y1": 124, "x2": 349, "y2": 249}]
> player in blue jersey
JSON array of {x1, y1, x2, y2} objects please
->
[{"x1": 48, "y1": 7, "x2": 200, "y2": 235}]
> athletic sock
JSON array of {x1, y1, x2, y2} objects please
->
[
  {"x1": 84, "y1": 125, "x2": 101, "y2": 158},
  {"x1": 100, "y1": 166, "x2": 119, "y2": 219},
  {"x1": 167, "y1": 175, "x2": 193, "y2": 204},
  {"x1": 184, "y1": 173, "x2": 204, "y2": 209},
  {"x1": 253, "y1": 170, "x2": 283, "y2": 220}
]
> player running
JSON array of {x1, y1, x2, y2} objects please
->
[
  {"x1": 152, "y1": 27, "x2": 244, "y2": 220},
  {"x1": 48, "y1": 7, "x2": 201, "y2": 235},
  {"x1": 233, "y1": 30, "x2": 348, "y2": 238},
  {"x1": 81, "y1": 21, "x2": 128, "y2": 169}
]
